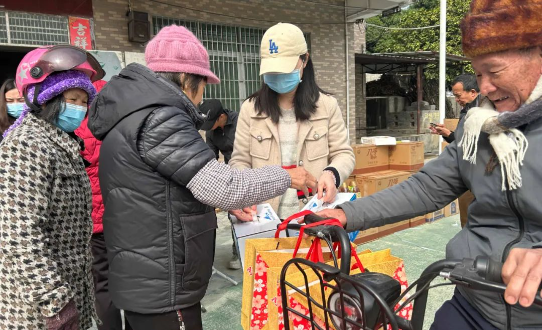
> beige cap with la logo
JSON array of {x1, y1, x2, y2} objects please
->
[{"x1": 259, "y1": 23, "x2": 308, "y2": 75}]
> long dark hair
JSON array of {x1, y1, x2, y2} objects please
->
[
  {"x1": 36, "y1": 94, "x2": 66, "y2": 125},
  {"x1": 248, "y1": 55, "x2": 331, "y2": 124},
  {"x1": 0, "y1": 79, "x2": 17, "y2": 133}
]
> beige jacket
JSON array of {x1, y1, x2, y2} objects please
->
[{"x1": 230, "y1": 93, "x2": 355, "y2": 212}]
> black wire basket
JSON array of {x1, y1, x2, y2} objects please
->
[{"x1": 280, "y1": 257, "x2": 401, "y2": 330}]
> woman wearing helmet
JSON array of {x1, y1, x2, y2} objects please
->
[{"x1": 0, "y1": 45, "x2": 104, "y2": 330}]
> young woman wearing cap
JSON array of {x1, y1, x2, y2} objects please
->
[
  {"x1": 88, "y1": 25, "x2": 317, "y2": 330},
  {"x1": 229, "y1": 23, "x2": 355, "y2": 220},
  {"x1": 0, "y1": 45, "x2": 105, "y2": 330},
  {"x1": 0, "y1": 78, "x2": 24, "y2": 140}
]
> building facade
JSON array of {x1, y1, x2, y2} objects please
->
[
  {"x1": 92, "y1": 0, "x2": 359, "y2": 139},
  {"x1": 0, "y1": 0, "x2": 413, "y2": 141}
]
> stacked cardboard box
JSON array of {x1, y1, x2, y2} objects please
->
[
  {"x1": 389, "y1": 142, "x2": 424, "y2": 172},
  {"x1": 424, "y1": 198, "x2": 460, "y2": 223},
  {"x1": 352, "y1": 144, "x2": 389, "y2": 175},
  {"x1": 444, "y1": 199, "x2": 460, "y2": 217},
  {"x1": 355, "y1": 170, "x2": 411, "y2": 197},
  {"x1": 444, "y1": 118, "x2": 460, "y2": 132},
  {"x1": 378, "y1": 220, "x2": 410, "y2": 234},
  {"x1": 352, "y1": 141, "x2": 424, "y2": 175},
  {"x1": 350, "y1": 142, "x2": 422, "y2": 243},
  {"x1": 409, "y1": 216, "x2": 426, "y2": 228},
  {"x1": 425, "y1": 209, "x2": 446, "y2": 222},
  {"x1": 349, "y1": 141, "x2": 460, "y2": 243}
]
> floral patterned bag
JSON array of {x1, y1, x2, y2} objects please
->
[
  {"x1": 241, "y1": 211, "x2": 352, "y2": 330},
  {"x1": 265, "y1": 249, "x2": 413, "y2": 330}
]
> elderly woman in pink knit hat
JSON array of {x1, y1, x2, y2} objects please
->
[{"x1": 88, "y1": 25, "x2": 316, "y2": 330}]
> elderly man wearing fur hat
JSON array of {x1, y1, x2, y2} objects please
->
[{"x1": 314, "y1": 0, "x2": 542, "y2": 329}]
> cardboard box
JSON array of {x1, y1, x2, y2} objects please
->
[
  {"x1": 353, "y1": 227, "x2": 381, "y2": 244},
  {"x1": 378, "y1": 219, "x2": 410, "y2": 233},
  {"x1": 425, "y1": 209, "x2": 446, "y2": 222},
  {"x1": 409, "y1": 215, "x2": 426, "y2": 228},
  {"x1": 361, "y1": 170, "x2": 411, "y2": 197},
  {"x1": 352, "y1": 144, "x2": 390, "y2": 175},
  {"x1": 355, "y1": 227, "x2": 379, "y2": 238},
  {"x1": 444, "y1": 118, "x2": 460, "y2": 132},
  {"x1": 389, "y1": 141, "x2": 424, "y2": 172},
  {"x1": 354, "y1": 170, "x2": 397, "y2": 195},
  {"x1": 360, "y1": 136, "x2": 397, "y2": 146},
  {"x1": 354, "y1": 170, "x2": 399, "y2": 197},
  {"x1": 444, "y1": 199, "x2": 460, "y2": 217}
]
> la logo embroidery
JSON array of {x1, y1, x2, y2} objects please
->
[{"x1": 269, "y1": 39, "x2": 279, "y2": 54}]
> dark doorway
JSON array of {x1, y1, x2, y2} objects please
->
[{"x1": 0, "y1": 45, "x2": 34, "y2": 85}]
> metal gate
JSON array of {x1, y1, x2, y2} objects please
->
[
  {"x1": 153, "y1": 17, "x2": 310, "y2": 112},
  {"x1": 154, "y1": 16, "x2": 264, "y2": 111}
]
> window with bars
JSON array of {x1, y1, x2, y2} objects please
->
[
  {"x1": 153, "y1": 16, "x2": 310, "y2": 112},
  {"x1": 0, "y1": 11, "x2": 69, "y2": 46},
  {"x1": 0, "y1": 13, "x2": 7, "y2": 43}
]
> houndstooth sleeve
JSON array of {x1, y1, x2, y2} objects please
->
[
  {"x1": 187, "y1": 159, "x2": 291, "y2": 210},
  {"x1": 0, "y1": 136, "x2": 73, "y2": 317}
]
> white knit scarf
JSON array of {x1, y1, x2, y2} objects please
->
[{"x1": 459, "y1": 76, "x2": 542, "y2": 191}]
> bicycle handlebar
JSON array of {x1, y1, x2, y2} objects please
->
[
  {"x1": 282, "y1": 215, "x2": 542, "y2": 330},
  {"x1": 287, "y1": 213, "x2": 353, "y2": 275},
  {"x1": 410, "y1": 257, "x2": 542, "y2": 330}
]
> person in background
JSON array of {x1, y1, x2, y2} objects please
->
[
  {"x1": 229, "y1": 22, "x2": 355, "y2": 221},
  {"x1": 315, "y1": 0, "x2": 542, "y2": 328},
  {"x1": 88, "y1": 25, "x2": 316, "y2": 330},
  {"x1": 429, "y1": 74, "x2": 481, "y2": 143},
  {"x1": 0, "y1": 78, "x2": 24, "y2": 140},
  {"x1": 429, "y1": 74, "x2": 482, "y2": 228},
  {"x1": 0, "y1": 45, "x2": 104, "y2": 330},
  {"x1": 199, "y1": 99, "x2": 243, "y2": 269},
  {"x1": 75, "y1": 79, "x2": 123, "y2": 330},
  {"x1": 200, "y1": 99, "x2": 238, "y2": 164}
]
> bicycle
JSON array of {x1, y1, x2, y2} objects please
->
[{"x1": 279, "y1": 213, "x2": 542, "y2": 330}]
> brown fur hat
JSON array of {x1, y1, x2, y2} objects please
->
[{"x1": 461, "y1": 0, "x2": 542, "y2": 58}]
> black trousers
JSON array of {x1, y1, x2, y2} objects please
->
[
  {"x1": 91, "y1": 233, "x2": 123, "y2": 330},
  {"x1": 430, "y1": 290, "x2": 499, "y2": 330},
  {"x1": 124, "y1": 303, "x2": 203, "y2": 330}
]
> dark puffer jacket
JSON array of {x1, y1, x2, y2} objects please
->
[{"x1": 88, "y1": 63, "x2": 217, "y2": 313}]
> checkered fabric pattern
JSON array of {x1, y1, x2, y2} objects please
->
[
  {"x1": 0, "y1": 114, "x2": 96, "y2": 329},
  {"x1": 187, "y1": 159, "x2": 291, "y2": 210}
]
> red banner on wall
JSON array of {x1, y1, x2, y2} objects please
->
[{"x1": 69, "y1": 17, "x2": 92, "y2": 50}]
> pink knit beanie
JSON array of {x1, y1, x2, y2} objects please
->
[{"x1": 145, "y1": 25, "x2": 220, "y2": 84}]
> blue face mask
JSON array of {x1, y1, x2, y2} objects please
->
[
  {"x1": 6, "y1": 103, "x2": 25, "y2": 118},
  {"x1": 56, "y1": 103, "x2": 87, "y2": 132},
  {"x1": 263, "y1": 69, "x2": 302, "y2": 94}
]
